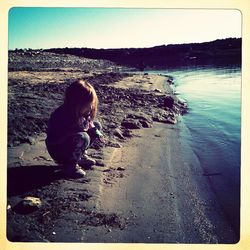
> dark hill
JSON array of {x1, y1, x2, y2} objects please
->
[{"x1": 17, "y1": 38, "x2": 242, "y2": 70}]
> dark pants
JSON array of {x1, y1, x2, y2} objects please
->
[{"x1": 46, "y1": 121, "x2": 101, "y2": 166}]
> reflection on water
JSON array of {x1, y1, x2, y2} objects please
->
[
  {"x1": 171, "y1": 66, "x2": 241, "y2": 172},
  {"x1": 149, "y1": 66, "x2": 241, "y2": 237}
]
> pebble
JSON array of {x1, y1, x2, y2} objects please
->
[
  {"x1": 13, "y1": 196, "x2": 42, "y2": 214},
  {"x1": 117, "y1": 167, "x2": 125, "y2": 171},
  {"x1": 22, "y1": 196, "x2": 42, "y2": 208},
  {"x1": 164, "y1": 96, "x2": 175, "y2": 108},
  {"x1": 113, "y1": 128, "x2": 125, "y2": 139},
  {"x1": 121, "y1": 119, "x2": 142, "y2": 129},
  {"x1": 109, "y1": 141, "x2": 122, "y2": 148},
  {"x1": 166, "y1": 116, "x2": 177, "y2": 124},
  {"x1": 95, "y1": 160, "x2": 105, "y2": 167},
  {"x1": 154, "y1": 134, "x2": 161, "y2": 137},
  {"x1": 139, "y1": 120, "x2": 152, "y2": 128},
  {"x1": 103, "y1": 168, "x2": 111, "y2": 172},
  {"x1": 154, "y1": 88, "x2": 162, "y2": 93},
  {"x1": 27, "y1": 136, "x2": 36, "y2": 145}
]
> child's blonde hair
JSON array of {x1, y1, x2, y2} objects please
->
[{"x1": 64, "y1": 80, "x2": 98, "y2": 121}]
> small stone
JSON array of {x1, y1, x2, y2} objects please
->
[
  {"x1": 123, "y1": 129, "x2": 133, "y2": 138},
  {"x1": 164, "y1": 96, "x2": 175, "y2": 108},
  {"x1": 154, "y1": 134, "x2": 161, "y2": 137},
  {"x1": 95, "y1": 160, "x2": 105, "y2": 167},
  {"x1": 22, "y1": 196, "x2": 42, "y2": 208},
  {"x1": 167, "y1": 78, "x2": 174, "y2": 84},
  {"x1": 13, "y1": 196, "x2": 42, "y2": 214},
  {"x1": 166, "y1": 116, "x2": 177, "y2": 124},
  {"x1": 103, "y1": 168, "x2": 111, "y2": 172},
  {"x1": 113, "y1": 128, "x2": 125, "y2": 139},
  {"x1": 139, "y1": 120, "x2": 152, "y2": 128},
  {"x1": 121, "y1": 119, "x2": 142, "y2": 129},
  {"x1": 18, "y1": 151, "x2": 24, "y2": 159},
  {"x1": 117, "y1": 167, "x2": 125, "y2": 171},
  {"x1": 154, "y1": 88, "x2": 162, "y2": 93},
  {"x1": 127, "y1": 112, "x2": 152, "y2": 123},
  {"x1": 109, "y1": 141, "x2": 122, "y2": 148},
  {"x1": 27, "y1": 136, "x2": 36, "y2": 145}
]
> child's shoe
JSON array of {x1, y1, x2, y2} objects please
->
[
  {"x1": 62, "y1": 164, "x2": 86, "y2": 178},
  {"x1": 78, "y1": 154, "x2": 96, "y2": 167}
]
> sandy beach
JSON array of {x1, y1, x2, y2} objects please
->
[{"x1": 7, "y1": 51, "x2": 238, "y2": 243}]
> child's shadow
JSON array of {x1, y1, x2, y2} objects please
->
[{"x1": 7, "y1": 165, "x2": 62, "y2": 196}]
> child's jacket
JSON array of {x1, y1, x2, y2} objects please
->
[{"x1": 46, "y1": 104, "x2": 93, "y2": 145}]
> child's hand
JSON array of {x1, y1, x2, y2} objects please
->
[{"x1": 96, "y1": 129, "x2": 106, "y2": 143}]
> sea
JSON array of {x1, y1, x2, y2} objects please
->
[{"x1": 147, "y1": 65, "x2": 241, "y2": 235}]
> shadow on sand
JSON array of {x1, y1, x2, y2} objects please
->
[{"x1": 7, "y1": 165, "x2": 62, "y2": 196}]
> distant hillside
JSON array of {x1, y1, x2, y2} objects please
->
[{"x1": 40, "y1": 38, "x2": 242, "y2": 70}]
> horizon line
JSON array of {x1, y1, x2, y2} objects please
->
[{"x1": 8, "y1": 37, "x2": 241, "y2": 51}]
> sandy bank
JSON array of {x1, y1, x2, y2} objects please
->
[{"x1": 7, "y1": 71, "x2": 184, "y2": 241}]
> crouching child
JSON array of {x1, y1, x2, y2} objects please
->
[{"x1": 45, "y1": 80, "x2": 104, "y2": 178}]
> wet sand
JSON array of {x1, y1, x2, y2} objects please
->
[{"x1": 89, "y1": 122, "x2": 238, "y2": 243}]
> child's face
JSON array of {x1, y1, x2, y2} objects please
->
[{"x1": 80, "y1": 102, "x2": 92, "y2": 116}]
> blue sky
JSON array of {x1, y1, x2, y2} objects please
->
[{"x1": 8, "y1": 8, "x2": 241, "y2": 49}]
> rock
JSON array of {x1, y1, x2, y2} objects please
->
[
  {"x1": 122, "y1": 129, "x2": 133, "y2": 138},
  {"x1": 139, "y1": 120, "x2": 152, "y2": 128},
  {"x1": 121, "y1": 118, "x2": 142, "y2": 129},
  {"x1": 103, "y1": 168, "x2": 111, "y2": 172},
  {"x1": 177, "y1": 99, "x2": 188, "y2": 111},
  {"x1": 13, "y1": 196, "x2": 42, "y2": 214},
  {"x1": 117, "y1": 167, "x2": 125, "y2": 171},
  {"x1": 167, "y1": 78, "x2": 174, "y2": 84},
  {"x1": 107, "y1": 122, "x2": 118, "y2": 129},
  {"x1": 25, "y1": 136, "x2": 36, "y2": 145},
  {"x1": 127, "y1": 112, "x2": 153, "y2": 124},
  {"x1": 152, "y1": 110, "x2": 170, "y2": 123},
  {"x1": 154, "y1": 88, "x2": 162, "y2": 93},
  {"x1": 166, "y1": 115, "x2": 177, "y2": 124},
  {"x1": 108, "y1": 140, "x2": 123, "y2": 148},
  {"x1": 22, "y1": 196, "x2": 42, "y2": 208},
  {"x1": 154, "y1": 134, "x2": 161, "y2": 137},
  {"x1": 95, "y1": 160, "x2": 105, "y2": 167},
  {"x1": 113, "y1": 128, "x2": 125, "y2": 139},
  {"x1": 164, "y1": 96, "x2": 175, "y2": 108}
]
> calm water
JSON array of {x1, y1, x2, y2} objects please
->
[
  {"x1": 149, "y1": 66, "x2": 241, "y2": 234},
  {"x1": 168, "y1": 66, "x2": 241, "y2": 172}
]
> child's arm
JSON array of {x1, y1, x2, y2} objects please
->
[{"x1": 87, "y1": 118, "x2": 105, "y2": 143}]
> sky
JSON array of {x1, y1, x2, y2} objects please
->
[{"x1": 8, "y1": 8, "x2": 242, "y2": 50}]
